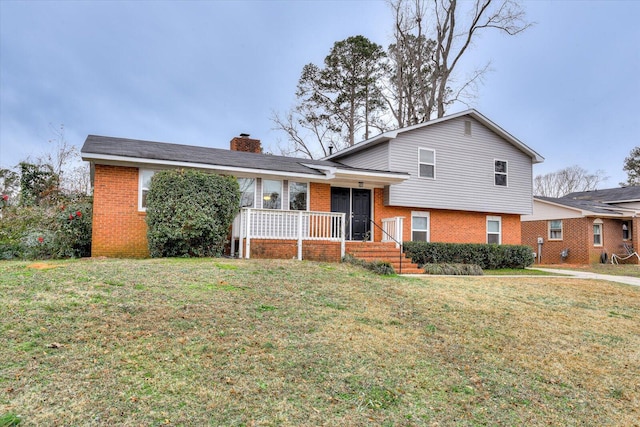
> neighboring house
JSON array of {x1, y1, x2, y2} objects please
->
[
  {"x1": 81, "y1": 109, "x2": 543, "y2": 263},
  {"x1": 521, "y1": 187, "x2": 640, "y2": 264}
]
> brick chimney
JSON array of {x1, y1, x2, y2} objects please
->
[{"x1": 230, "y1": 133, "x2": 262, "y2": 153}]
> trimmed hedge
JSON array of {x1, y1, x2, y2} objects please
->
[
  {"x1": 146, "y1": 169, "x2": 240, "y2": 258},
  {"x1": 404, "y1": 241, "x2": 534, "y2": 270}
]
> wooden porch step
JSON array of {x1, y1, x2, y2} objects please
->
[{"x1": 346, "y1": 242, "x2": 423, "y2": 274}]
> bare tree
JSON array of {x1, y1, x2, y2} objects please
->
[
  {"x1": 271, "y1": 108, "x2": 340, "y2": 159},
  {"x1": 384, "y1": 0, "x2": 436, "y2": 127},
  {"x1": 37, "y1": 124, "x2": 90, "y2": 195},
  {"x1": 534, "y1": 165, "x2": 609, "y2": 198},
  {"x1": 388, "y1": 0, "x2": 531, "y2": 122}
]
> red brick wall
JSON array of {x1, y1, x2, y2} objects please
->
[
  {"x1": 373, "y1": 188, "x2": 521, "y2": 245},
  {"x1": 248, "y1": 239, "x2": 341, "y2": 262},
  {"x1": 91, "y1": 169, "x2": 524, "y2": 260},
  {"x1": 521, "y1": 217, "x2": 634, "y2": 264},
  {"x1": 310, "y1": 182, "x2": 331, "y2": 212},
  {"x1": 92, "y1": 165, "x2": 149, "y2": 257}
]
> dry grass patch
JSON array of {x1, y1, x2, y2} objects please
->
[{"x1": 0, "y1": 258, "x2": 638, "y2": 426}]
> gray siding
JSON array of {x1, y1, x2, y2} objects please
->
[
  {"x1": 340, "y1": 117, "x2": 534, "y2": 215},
  {"x1": 336, "y1": 141, "x2": 389, "y2": 170}
]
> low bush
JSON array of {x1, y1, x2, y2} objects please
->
[
  {"x1": 343, "y1": 254, "x2": 396, "y2": 275},
  {"x1": 422, "y1": 263, "x2": 483, "y2": 275},
  {"x1": 404, "y1": 241, "x2": 534, "y2": 270}
]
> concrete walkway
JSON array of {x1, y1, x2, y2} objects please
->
[{"x1": 527, "y1": 267, "x2": 640, "y2": 288}]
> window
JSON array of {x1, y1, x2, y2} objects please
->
[
  {"x1": 262, "y1": 179, "x2": 282, "y2": 209},
  {"x1": 623, "y1": 221, "x2": 630, "y2": 240},
  {"x1": 487, "y1": 216, "x2": 502, "y2": 244},
  {"x1": 139, "y1": 169, "x2": 156, "y2": 211},
  {"x1": 593, "y1": 219, "x2": 603, "y2": 246},
  {"x1": 411, "y1": 212, "x2": 430, "y2": 241},
  {"x1": 289, "y1": 182, "x2": 308, "y2": 210},
  {"x1": 548, "y1": 220, "x2": 563, "y2": 240},
  {"x1": 237, "y1": 178, "x2": 255, "y2": 208},
  {"x1": 494, "y1": 160, "x2": 507, "y2": 186},
  {"x1": 418, "y1": 148, "x2": 435, "y2": 178},
  {"x1": 464, "y1": 120, "x2": 472, "y2": 136}
]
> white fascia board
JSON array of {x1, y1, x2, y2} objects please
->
[
  {"x1": 82, "y1": 153, "x2": 326, "y2": 180},
  {"x1": 333, "y1": 168, "x2": 409, "y2": 184},
  {"x1": 533, "y1": 198, "x2": 633, "y2": 218},
  {"x1": 301, "y1": 163, "x2": 409, "y2": 184}
]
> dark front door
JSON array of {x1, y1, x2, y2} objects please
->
[
  {"x1": 330, "y1": 187, "x2": 371, "y2": 241},
  {"x1": 351, "y1": 189, "x2": 371, "y2": 241}
]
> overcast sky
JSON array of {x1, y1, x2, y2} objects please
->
[{"x1": 1, "y1": 0, "x2": 638, "y2": 187}]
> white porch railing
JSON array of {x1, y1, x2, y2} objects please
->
[
  {"x1": 232, "y1": 208, "x2": 346, "y2": 260},
  {"x1": 381, "y1": 216, "x2": 404, "y2": 248}
]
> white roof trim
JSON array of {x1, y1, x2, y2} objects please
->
[
  {"x1": 533, "y1": 197, "x2": 638, "y2": 218},
  {"x1": 83, "y1": 152, "x2": 409, "y2": 184},
  {"x1": 324, "y1": 109, "x2": 544, "y2": 163}
]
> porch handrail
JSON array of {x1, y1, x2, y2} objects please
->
[
  {"x1": 235, "y1": 208, "x2": 346, "y2": 260},
  {"x1": 370, "y1": 217, "x2": 404, "y2": 274}
]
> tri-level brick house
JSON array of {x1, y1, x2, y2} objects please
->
[{"x1": 81, "y1": 109, "x2": 543, "y2": 268}]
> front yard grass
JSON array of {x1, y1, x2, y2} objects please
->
[{"x1": 1, "y1": 258, "x2": 638, "y2": 426}]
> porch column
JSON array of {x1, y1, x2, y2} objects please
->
[
  {"x1": 297, "y1": 211, "x2": 303, "y2": 261},
  {"x1": 245, "y1": 208, "x2": 251, "y2": 259}
]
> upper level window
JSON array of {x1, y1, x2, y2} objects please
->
[
  {"x1": 549, "y1": 220, "x2": 563, "y2": 240},
  {"x1": 419, "y1": 148, "x2": 435, "y2": 179},
  {"x1": 237, "y1": 178, "x2": 255, "y2": 208},
  {"x1": 494, "y1": 160, "x2": 507, "y2": 186},
  {"x1": 411, "y1": 212, "x2": 430, "y2": 242},
  {"x1": 289, "y1": 182, "x2": 308, "y2": 210},
  {"x1": 487, "y1": 216, "x2": 502, "y2": 244},
  {"x1": 262, "y1": 179, "x2": 282, "y2": 209},
  {"x1": 139, "y1": 169, "x2": 156, "y2": 211}
]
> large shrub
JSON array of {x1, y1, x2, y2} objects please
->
[
  {"x1": 404, "y1": 241, "x2": 534, "y2": 270},
  {"x1": 146, "y1": 169, "x2": 240, "y2": 257}
]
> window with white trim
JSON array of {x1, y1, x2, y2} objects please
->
[
  {"x1": 593, "y1": 219, "x2": 603, "y2": 246},
  {"x1": 411, "y1": 212, "x2": 430, "y2": 241},
  {"x1": 418, "y1": 148, "x2": 435, "y2": 179},
  {"x1": 487, "y1": 216, "x2": 502, "y2": 244},
  {"x1": 494, "y1": 160, "x2": 507, "y2": 186},
  {"x1": 548, "y1": 220, "x2": 563, "y2": 240},
  {"x1": 237, "y1": 178, "x2": 255, "y2": 208},
  {"x1": 139, "y1": 169, "x2": 156, "y2": 211},
  {"x1": 262, "y1": 179, "x2": 282, "y2": 209},
  {"x1": 289, "y1": 182, "x2": 308, "y2": 210}
]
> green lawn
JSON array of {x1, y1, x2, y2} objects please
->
[{"x1": 1, "y1": 258, "x2": 638, "y2": 426}]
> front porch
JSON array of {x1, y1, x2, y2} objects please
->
[{"x1": 231, "y1": 208, "x2": 417, "y2": 270}]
